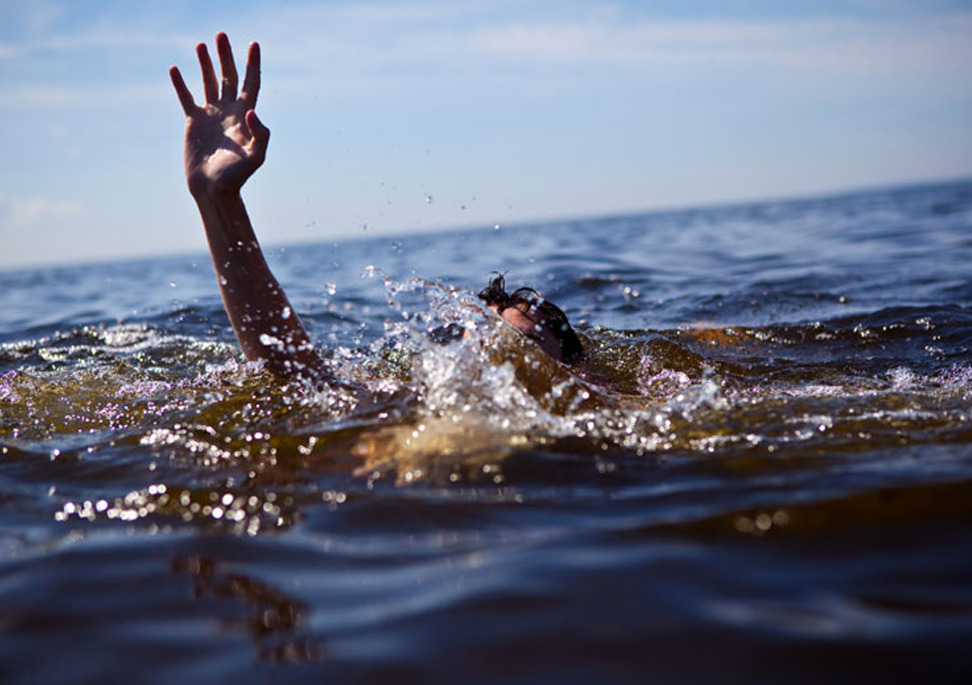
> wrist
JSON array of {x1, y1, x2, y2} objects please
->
[
  {"x1": 192, "y1": 186, "x2": 255, "y2": 249},
  {"x1": 189, "y1": 177, "x2": 243, "y2": 202}
]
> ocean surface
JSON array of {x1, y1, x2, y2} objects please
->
[{"x1": 2, "y1": 179, "x2": 972, "y2": 684}]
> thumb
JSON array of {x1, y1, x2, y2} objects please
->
[{"x1": 246, "y1": 109, "x2": 270, "y2": 145}]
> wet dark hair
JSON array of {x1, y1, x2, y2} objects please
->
[{"x1": 477, "y1": 274, "x2": 584, "y2": 363}]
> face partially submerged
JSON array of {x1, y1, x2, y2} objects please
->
[
  {"x1": 478, "y1": 274, "x2": 584, "y2": 364},
  {"x1": 490, "y1": 303, "x2": 567, "y2": 361}
]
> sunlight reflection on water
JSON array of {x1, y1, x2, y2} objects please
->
[{"x1": 1, "y1": 180, "x2": 972, "y2": 683}]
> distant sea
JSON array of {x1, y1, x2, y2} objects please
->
[{"x1": 2, "y1": 179, "x2": 972, "y2": 684}]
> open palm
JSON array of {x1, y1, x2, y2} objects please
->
[{"x1": 170, "y1": 33, "x2": 268, "y2": 196}]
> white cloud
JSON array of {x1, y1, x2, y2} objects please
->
[
  {"x1": 4, "y1": 2, "x2": 971, "y2": 111},
  {"x1": 249, "y1": 5, "x2": 972, "y2": 94},
  {"x1": 1, "y1": 0, "x2": 67, "y2": 36},
  {"x1": 37, "y1": 30, "x2": 194, "y2": 52},
  {"x1": 0, "y1": 195, "x2": 85, "y2": 230},
  {"x1": 0, "y1": 83, "x2": 168, "y2": 111}
]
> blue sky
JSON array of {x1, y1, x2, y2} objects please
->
[{"x1": 1, "y1": 0, "x2": 971, "y2": 269}]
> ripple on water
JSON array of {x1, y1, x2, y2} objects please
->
[{"x1": 2, "y1": 181, "x2": 972, "y2": 683}]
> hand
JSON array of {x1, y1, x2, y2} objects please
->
[{"x1": 170, "y1": 33, "x2": 269, "y2": 197}]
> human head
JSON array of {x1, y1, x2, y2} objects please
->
[{"x1": 477, "y1": 274, "x2": 584, "y2": 364}]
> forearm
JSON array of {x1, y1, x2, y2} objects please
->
[{"x1": 194, "y1": 188, "x2": 326, "y2": 381}]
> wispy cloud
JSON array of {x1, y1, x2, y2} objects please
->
[
  {"x1": 0, "y1": 82, "x2": 168, "y2": 111},
  {"x1": 0, "y1": 195, "x2": 85, "y2": 231},
  {"x1": 3, "y1": 2, "x2": 971, "y2": 109},
  {"x1": 248, "y1": 4, "x2": 972, "y2": 96},
  {"x1": 468, "y1": 14, "x2": 972, "y2": 74},
  {"x1": 36, "y1": 31, "x2": 194, "y2": 52}
]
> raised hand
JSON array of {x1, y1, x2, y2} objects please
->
[
  {"x1": 170, "y1": 33, "x2": 268, "y2": 197},
  {"x1": 169, "y1": 34, "x2": 330, "y2": 384}
]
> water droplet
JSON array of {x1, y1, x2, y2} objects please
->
[{"x1": 755, "y1": 513, "x2": 773, "y2": 531}]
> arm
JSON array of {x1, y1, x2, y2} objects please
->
[{"x1": 170, "y1": 33, "x2": 328, "y2": 382}]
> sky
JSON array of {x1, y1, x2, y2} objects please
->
[{"x1": 1, "y1": 0, "x2": 971, "y2": 270}]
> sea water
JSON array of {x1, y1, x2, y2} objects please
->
[{"x1": 2, "y1": 180, "x2": 972, "y2": 683}]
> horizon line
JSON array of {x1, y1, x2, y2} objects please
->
[{"x1": 2, "y1": 173, "x2": 969, "y2": 275}]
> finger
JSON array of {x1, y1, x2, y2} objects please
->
[
  {"x1": 245, "y1": 109, "x2": 270, "y2": 152},
  {"x1": 245, "y1": 110, "x2": 270, "y2": 167},
  {"x1": 240, "y1": 41, "x2": 261, "y2": 109},
  {"x1": 196, "y1": 42, "x2": 219, "y2": 104},
  {"x1": 169, "y1": 66, "x2": 197, "y2": 115},
  {"x1": 216, "y1": 32, "x2": 238, "y2": 102}
]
